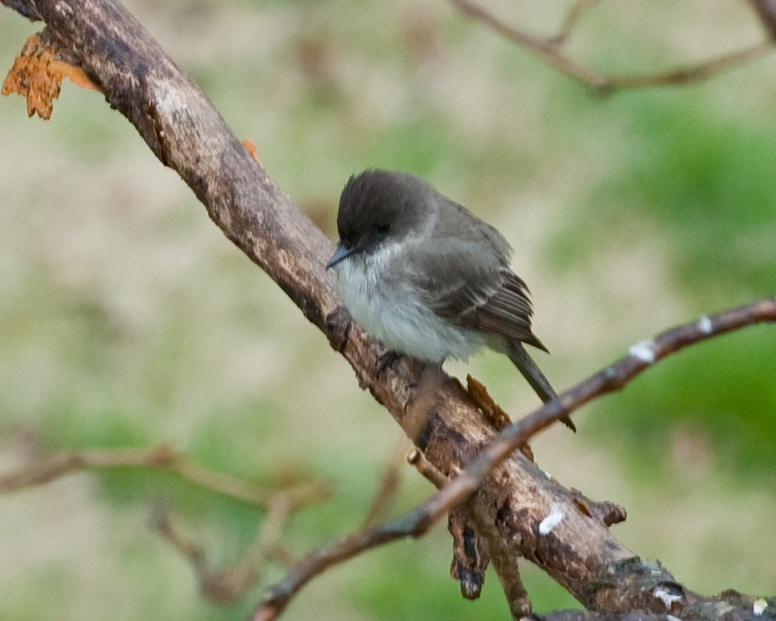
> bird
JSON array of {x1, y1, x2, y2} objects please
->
[{"x1": 326, "y1": 169, "x2": 574, "y2": 431}]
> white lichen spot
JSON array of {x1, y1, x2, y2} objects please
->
[
  {"x1": 150, "y1": 82, "x2": 191, "y2": 124},
  {"x1": 698, "y1": 315, "x2": 713, "y2": 334},
  {"x1": 538, "y1": 504, "x2": 564, "y2": 535},
  {"x1": 717, "y1": 602, "x2": 734, "y2": 616},
  {"x1": 667, "y1": 615, "x2": 682, "y2": 621},
  {"x1": 55, "y1": 1, "x2": 73, "y2": 15},
  {"x1": 544, "y1": 470, "x2": 553, "y2": 480},
  {"x1": 753, "y1": 598, "x2": 768, "y2": 616},
  {"x1": 629, "y1": 339, "x2": 656, "y2": 364},
  {"x1": 159, "y1": 130, "x2": 165, "y2": 137},
  {"x1": 654, "y1": 586, "x2": 683, "y2": 609}
]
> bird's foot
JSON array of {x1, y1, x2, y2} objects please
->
[{"x1": 376, "y1": 350, "x2": 402, "y2": 377}]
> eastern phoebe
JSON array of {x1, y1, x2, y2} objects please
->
[{"x1": 327, "y1": 170, "x2": 574, "y2": 431}]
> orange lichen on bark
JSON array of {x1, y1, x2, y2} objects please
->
[
  {"x1": 242, "y1": 138, "x2": 265, "y2": 170},
  {"x1": 2, "y1": 34, "x2": 98, "y2": 119}
]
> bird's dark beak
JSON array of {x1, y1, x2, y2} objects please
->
[{"x1": 326, "y1": 243, "x2": 358, "y2": 269}]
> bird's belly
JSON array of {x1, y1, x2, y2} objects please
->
[{"x1": 334, "y1": 259, "x2": 485, "y2": 362}]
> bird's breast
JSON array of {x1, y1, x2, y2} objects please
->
[{"x1": 333, "y1": 245, "x2": 485, "y2": 362}]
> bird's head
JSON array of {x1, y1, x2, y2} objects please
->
[{"x1": 327, "y1": 169, "x2": 432, "y2": 269}]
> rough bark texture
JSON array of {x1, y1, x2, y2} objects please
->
[{"x1": 2, "y1": 1, "x2": 773, "y2": 619}]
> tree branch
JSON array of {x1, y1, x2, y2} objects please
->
[
  {"x1": 251, "y1": 296, "x2": 776, "y2": 620},
  {"x1": 359, "y1": 436, "x2": 407, "y2": 529},
  {"x1": 447, "y1": 0, "x2": 772, "y2": 92},
  {"x1": 0, "y1": 443, "x2": 332, "y2": 510},
  {"x1": 545, "y1": 0, "x2": 601, "y2": 47},
  {"x1": 152, "y1": 494, "x2": 295, "y2": 604},
  {"x1": 749, "y1": 0, "x2": 776, "y2": 40},
  {"x1": 2, "y1": 1, "x2": 774, "y2": 620}
]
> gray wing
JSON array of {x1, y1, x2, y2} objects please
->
[{"x1": 407, "y1": 238, "x2": 547, "y2": 351}]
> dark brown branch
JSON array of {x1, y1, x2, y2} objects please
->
[
  {"x1": 486, "y1": 523, "x2": 531, "y2": 619},
  {"x1": 251, "y1": 296, "x2": 776, "y2": 620},
  {"x1": 570, "y1": 489, "x2": 627, "y2": 528},
  {"x1": 0, "y1": 444, "x2": 333, "y2": 511},
  {"x1": 448, "y1": 504, "x2": 490, "y2": 601},
  {"x1": 447, "y1": 0, "x2": 772, "y2": 92}
]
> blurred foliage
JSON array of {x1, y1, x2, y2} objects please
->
[
  {"x1": 552, "y1": 91, "x2": 776, "y2": 302},
  {"x1": 1, "y1": 0, "x2": 776, "y2": 620},
  {"x1": 549, "y1": 87, "x2": 776, "y2": 482}
]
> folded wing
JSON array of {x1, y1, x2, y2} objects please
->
[{"x1": 408, "y1": 238, "x2": 547, "y2": 351}]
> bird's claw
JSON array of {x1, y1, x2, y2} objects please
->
[{"x1": 376, "y1": 350, "x2": 402, "y2": 377}]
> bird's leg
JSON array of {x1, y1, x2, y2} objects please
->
[
  {"x1": 404, "y1": 364, "x2": 446, "y2": 443},
  {"x1": 376, "y1": 349, "x2": 402, "y2": 377}
]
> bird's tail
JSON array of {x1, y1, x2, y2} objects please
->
[{"x1": 506, "y1": 341, "x2": 576, "y2": 432}]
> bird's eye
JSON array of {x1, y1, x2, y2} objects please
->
[{"x1": 376, "y1": 223, "x2": 391, "y2": 234}]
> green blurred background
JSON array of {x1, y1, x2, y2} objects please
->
[{"x1": 1, "y1": 0, "x2": 775, "y2": 619}]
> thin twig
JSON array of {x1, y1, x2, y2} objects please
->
[
  {"x1": 546, "y1": 0, "x2": 600, "y2": 47},
  {"x1": 152, "y1": 494, "x2": 295, "y2": 604},
  {"x1": 250, "y1": 296, "x2": 776, "y2": 621},
  {"x1": 151, "y1": 500, "x2": 210, "y2": 580},
  {"x1": 360, "y1": 435, "x2": 408, "y2": 528},
  {"x1": 448, "y1": 0, "x2": 772, "y2": 92},
  {"x1": 407, "y1": 448, "x2": 448, "y2": 489},
  {"x1": 749, "y1": 0, "x2": 776, "y2": 41},
  {"x1": 609, "y1": 42, "x2": 772, "y2": 89},
  {"x1": 203, "y1": 495, "x2": 293, "y2": 603},
  {"x1": 448, "y1": 0, "x2": 609, "y2": 88},
  {"x1": 0, "y1": 444, "x2": 334, "y2": 511}
]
